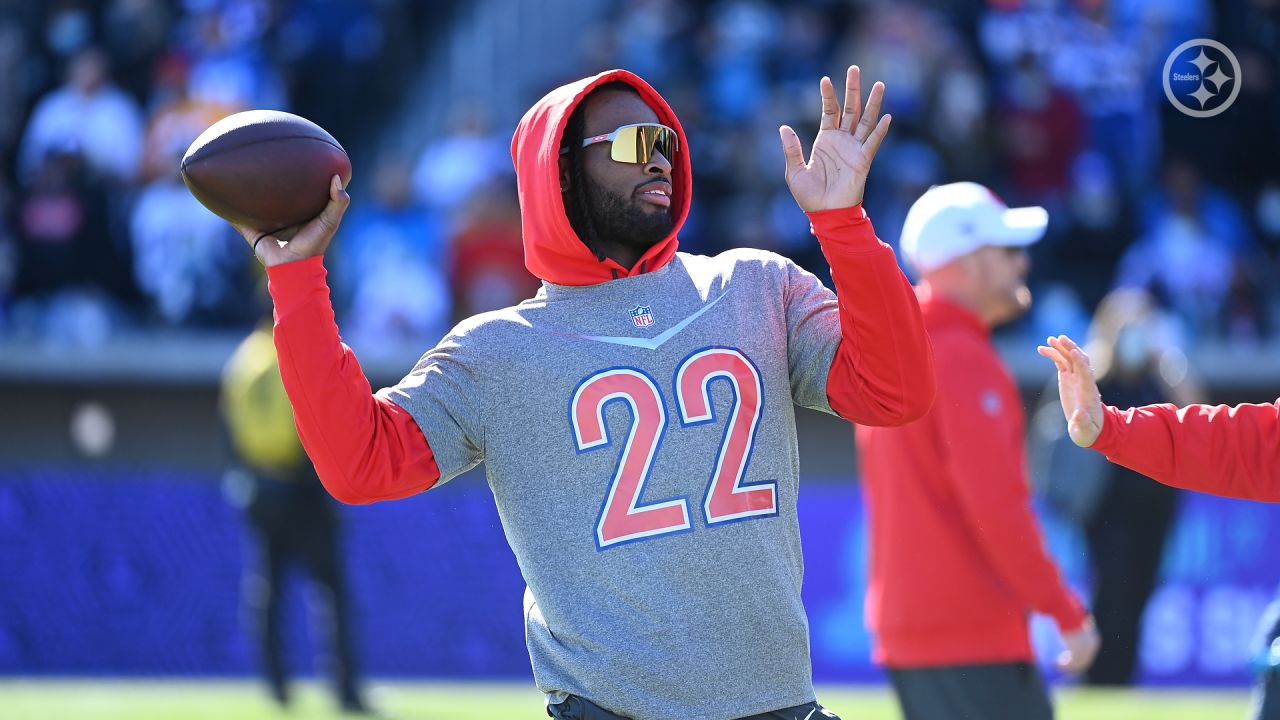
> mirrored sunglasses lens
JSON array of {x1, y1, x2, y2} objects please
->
[
  {"x1": 608, "y1": 126, "x2": 676, "y2": 164},
  {"x1": 653, "y1": 128, "x2": 675, "y2": 159},
  {"x1": 609, "y1": 126, "x2": 642, "y2": 163}
]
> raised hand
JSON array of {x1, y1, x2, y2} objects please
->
[
  {"x1": 232, "y1": 175, "x2": 350, "y2": 268},
  {"x1": 779, "y1": 65, "x2": 892, "y2": 213},
  {"x1": 1037, "y1": 334, "x2": 1106, "y2": 448}
]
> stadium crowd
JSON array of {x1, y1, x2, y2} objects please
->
[{"x1": 0, "y1": 0, "x2": 1276, "y2": 354}]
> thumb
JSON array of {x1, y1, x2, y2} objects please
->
[
  {"x1": 778, "y1": 125, "x2": 805, "y2": 181},
  {"x1": 1067, "y1": 408, "x2": 1097, "y2": 448},
  {"x1": 313, "y1": 174, "x2": 351, "y2": 234}
]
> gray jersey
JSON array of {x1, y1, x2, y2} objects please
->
[{"x1": 381, "y1": 249, "x2": 840, "y2": 719}]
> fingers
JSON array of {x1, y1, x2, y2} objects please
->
[
  {"x1": 1053, "y1": 334, "x2": 1081, "y2": 352},
  {"x1": 839, "y1": 65, "x2": 861, "y2": 132},
  {"x1": 855, "y1": 81, "x2": 886, "y2": 142},
  {"x1": 819, "y1": 76, "x2": 840, "y2": 130},
  {"x1": 1046, "y1": 335, "x2": 1091, "y2": 373},
  {"x1": 861, "y1": 113, "x2": 892, "y2": 163},
  {"x1": 313, "y1": 174, "x2": 352, "y2": 234},
  {"x1": 778, "y1": 125, "x2": 805, "y2": 180},
  {"x1": 1037, "y1": 344, "x2": 1071, "y2": 373}
]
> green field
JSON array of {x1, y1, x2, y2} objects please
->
[{"x1": 0, "y1": 680, "x2": 1254, "y2": 720}]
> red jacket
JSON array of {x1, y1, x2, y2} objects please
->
[
  {"x1": 855, "y1": 285, "x2": 1088, "y2": 667},
  {"x1": 1093, "y1": 401, "x2": 1280, "y2": 501},
  {"x1": 267, "y1": 68, "x2": 935, "y2": 506}
]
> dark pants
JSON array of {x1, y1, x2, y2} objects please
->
[
  {"x1": 888, "y1": 662, "x2": 1053, "y2": 720},
  {"x1": 1252, "y1": 597, "x2": 1280, "y2": 720},
  {"x1": 245, "y1": 477, "x2": 364, "y2": 710},
  {"x1": 547, "y1": 695, "x2": 840, "y2": 720},
  {"x1": 1083, "y1": 466, "x2": 1179, "y2": 685}
]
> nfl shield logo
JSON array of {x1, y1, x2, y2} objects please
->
[{"x1": 629, "y1": 305, "x2": 654, "y2": 327}]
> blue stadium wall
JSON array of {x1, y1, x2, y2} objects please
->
[{"x1": 2, "y1": 466, "x2": 1277, "y2": 687}]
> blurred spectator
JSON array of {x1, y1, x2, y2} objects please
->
[
  {"x1": 140, "y1": 52, "x2": 240, "y2": 182},
  {"x1": 1052, "y1": 151, "x2": 1134, "y2": 309},
  {"x1": 221, "y1": 318, "x2": 375, "y2": 716},
  {"x1": 996, "y1": 53, "x2": 1082, "y2": 206},
  {"x1": 102, "y1": 0, "x2": 174, "y2": 104},
  {"x1": 273, "y1": 0, "x2": 386, "y2": 149},
  {"x1": 179, "y1": 4, "x2": 287, "y2": 111},
  {"x1": 447, "y1": 182, "x2": 539, "y2": 321},
  {"x1": 411, "y1": 104, "x2": 508, "y2": 220},
  {"x1": 928, "y1": 53, "x2": 992, "y2": 181},
  {"x1": 18, "y1": 46, "x2": 145, "y2": 185},
  {"x1": 129, "y1": 148, "x2": 247, "y2": 327},
  {"x1": 1117, "y1": 158, "x2": 1263, "y2": 340},
  {"x1": 333, "y1": 159, "x2": 450, "y2": 354},
  {"x1": 1047, "y1": 3, "x2": 1155, "y2": 198},
  {"x1": 836, "y1": 4, "x2": 945, "y2": 133},
  {"x1": 12, "y1": 148, "x2": 109, "y2": 301}
]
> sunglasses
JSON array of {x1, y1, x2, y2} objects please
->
[{"x1": 561, "y1": 123, "x2": 679, "y2": 164}]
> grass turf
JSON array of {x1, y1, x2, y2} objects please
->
[{"x1": 0, "y1": 680, "x2": 1252, "y2": 720}]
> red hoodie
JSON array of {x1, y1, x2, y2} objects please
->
[
  {"x1": 266, "y1": 68, "x2": 934, "y2": 504},
  {"x1": 855, "y1": 286, "x2": 1087, "y2": 667}
]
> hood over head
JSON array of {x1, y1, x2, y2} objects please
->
[{"x1": 510, "y1": 69, "x2": 691, "y2": 286}]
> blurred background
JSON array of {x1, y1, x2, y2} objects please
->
[{"x1": 0, "y1": 0, "x2": 1277, "y2": 718}]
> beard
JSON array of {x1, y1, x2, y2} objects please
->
[{"x1": 583, "y1": 172, "x2": 674, "y2": 254}]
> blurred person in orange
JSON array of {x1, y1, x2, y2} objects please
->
[{"x1": 857, "y1": 182, "x2": 1098, "y2": 720}]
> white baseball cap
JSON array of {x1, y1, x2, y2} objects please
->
[{"x1": 899, "y1": 182, "x2": 1048, "y2": 274}]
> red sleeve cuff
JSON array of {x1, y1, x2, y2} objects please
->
[
  {"x1": 1052, "y1": 600, "x2": 1090, "y2": 633},
  {"x1": 266, "y1": 256, "x2": 328, "y2": 318},
  {"x1": 806, "y1": 204, "x2": 885, "y2": 254}
]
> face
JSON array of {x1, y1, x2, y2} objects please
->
[
  {"x1": 969, "y1": 245, "x2": 1032, "y2": 325},
  {"x1": 563, "y1": 88, "x2": 675, "y2": 253}
]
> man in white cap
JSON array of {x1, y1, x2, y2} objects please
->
[{"x1": 854, "y1": 182, "x2": 1099, "y2": 720}]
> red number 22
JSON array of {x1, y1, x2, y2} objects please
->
[{"x1": 570, "y1": 348, "x2": 777, "y2": 549}]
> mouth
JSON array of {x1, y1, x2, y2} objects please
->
[{"x1": 635, "y1": 181, "x2": 672, "y2": 208}]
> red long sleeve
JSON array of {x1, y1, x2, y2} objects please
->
[
  {"x1": 267, "y1": 256, "x2": 440, "y2": 504},
  {"x1": 808, "y1": 205, "x2": 935, "y2": 426},
  {"x1": 932, "y1": 350, "x2": 1088, "y2": 634},
  {"x1": 1093, "y1": 400, "x2": 1280, "y2": 502}
]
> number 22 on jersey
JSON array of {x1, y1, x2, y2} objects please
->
[{"x1": 570, "y1": 347, "x2": 777, "y2": 549}]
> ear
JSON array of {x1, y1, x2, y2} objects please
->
[{"x1": 558, "y1": 154, "x2": 570, "y2": 193}]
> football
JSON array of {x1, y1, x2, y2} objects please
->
[{"x1": 181, "y1": 110, "x2": 351, "y2": 231}]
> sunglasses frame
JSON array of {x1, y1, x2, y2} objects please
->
[{"x1": 561, "y1": 122, "x2": 679, "y2": 164}]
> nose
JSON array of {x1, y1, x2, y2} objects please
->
[{"x1": 644, "y1": 149, "x2": 672, "y2": 177}]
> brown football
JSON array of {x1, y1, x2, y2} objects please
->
[{"x1": 181, "y1": 110, "x2": 351, "y2": 231}]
